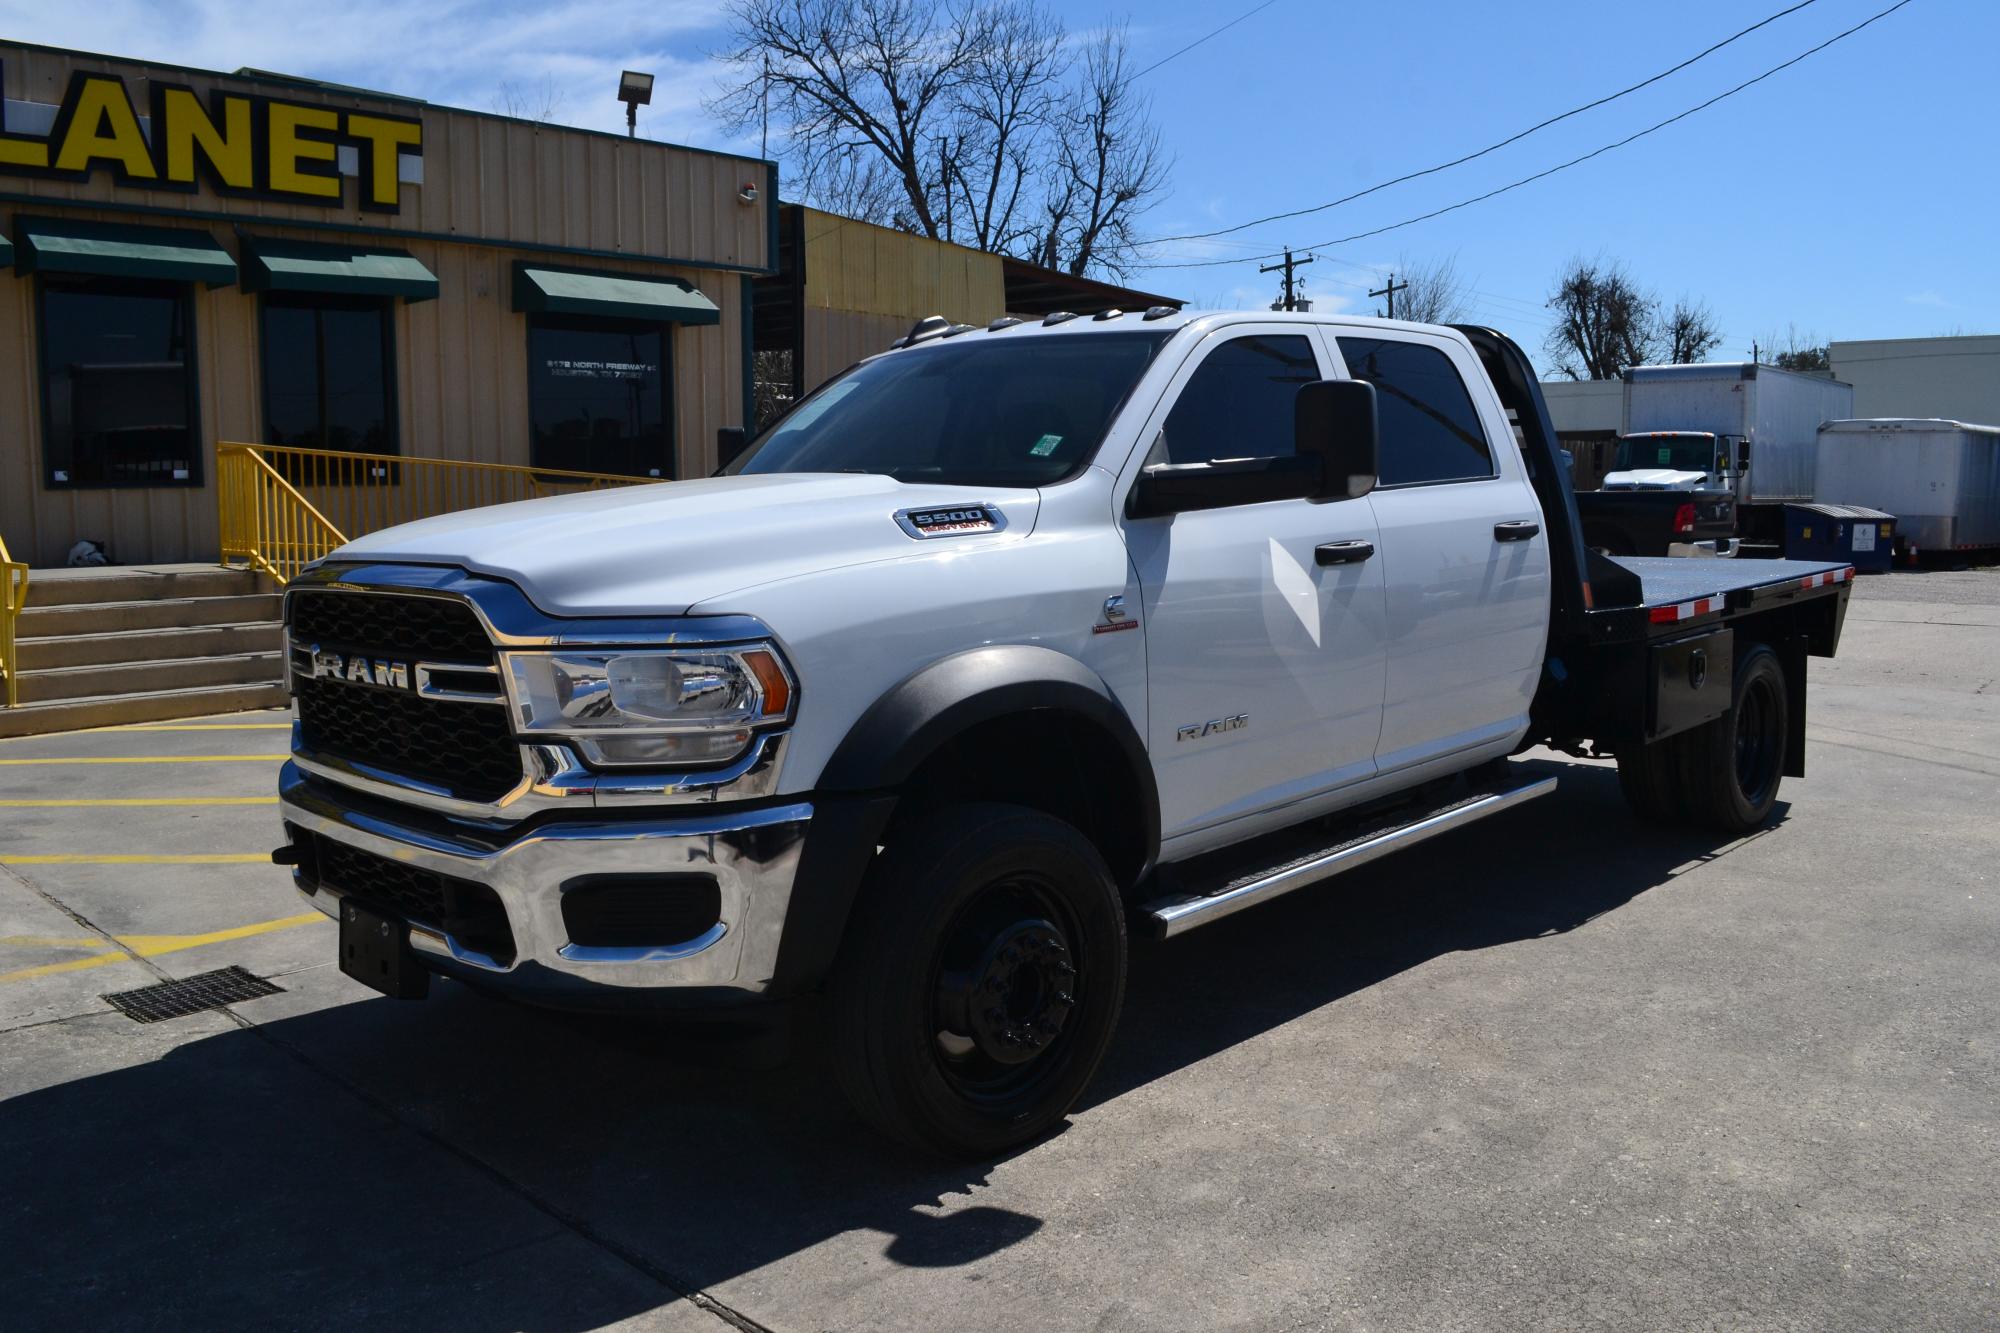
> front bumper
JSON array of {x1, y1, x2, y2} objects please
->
[{"x1": 279, "y1": 762, "x2": 812, "y2": 1005}]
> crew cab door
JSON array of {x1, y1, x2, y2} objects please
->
[
  {"x1": 1120, "y1": 327, "x2": 1387, "y2": 849},
  {"x1": 1330, "y1": 331, "x2": 1551, "y2": 774}
]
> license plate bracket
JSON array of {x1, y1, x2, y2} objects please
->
[{"x1": 339, "y1": 899, "x2": 430, "y2": 1000}]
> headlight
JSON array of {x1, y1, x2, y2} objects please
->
[{"x1": 501, "y1": 646, "x2": 793, "y2": 767}]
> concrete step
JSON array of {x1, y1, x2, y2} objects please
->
[
  {"x1": 17, "y1": 593, "x2": 285, "y2": 637},
  {"x1": 16, "y1": 621, "x2": 285, "y2": 671},
  {"x1": 16, "y1": 652, "x2": 286, "y2": 705},
  {"x1": 22, "y1": 564, "x2": 273, "y2": 608},
  {"x1": 0, "y1": 681, "x2": 291, "y2": 739}
]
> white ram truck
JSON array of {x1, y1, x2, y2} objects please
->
[{"x1": 274, "y1": 312, "x2": 1854, "y2": 1156}]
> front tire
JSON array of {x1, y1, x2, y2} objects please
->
[{"x1": 829, "y1": 803, "x2": 1127, "y2": 1158}]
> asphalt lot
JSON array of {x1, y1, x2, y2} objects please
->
[{"x1": 2, "y1": 568, "x2": 1995, "y2": 1332}]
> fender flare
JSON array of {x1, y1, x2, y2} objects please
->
[
  {"x1": 770, "y1": 646, "x2": 1158, "y2": 995},
  {"x1": 819, "y1": 644, "x2": 1157, "y2": 831}
]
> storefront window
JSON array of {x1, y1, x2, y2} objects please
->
[
  {"x1": 37, "y1": 277, "x2": 200, "y2": 487},
  {"x1": 527, "y1": 316, "x2": 673, "y2": 478},
  {"x1": 262, "y1": 295, "x2": 397, "y2": 454}
]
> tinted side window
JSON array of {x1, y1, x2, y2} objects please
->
[
  {"x1": 1159, "y1": 334, "x2": 1318, "y2": 465},
  {"x1": 1336, "y1": 337, "x2": 1493, "y2": 486}
]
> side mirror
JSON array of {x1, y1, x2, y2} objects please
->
[
  {"x1": 1735, "y1": 442, "x2": 1750, "y2": 471},
  {"x1": 1295, "y1": 379, "x2": 1379, "y2": 500},
  {"x1": 1129, "y1": 455, "x2": 1322, "y2": 518}
]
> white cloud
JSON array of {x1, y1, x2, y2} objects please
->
[
  {"x1": 0, "y1": 0, "x2": 754, "y2": 152},
  {"x1": 1903, "y1": 290, "x2": 1955, "y2": 309}
]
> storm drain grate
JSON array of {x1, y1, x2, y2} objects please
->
[{"x1": 102, "y1": 966, "x2": 283, "y2": 1024}]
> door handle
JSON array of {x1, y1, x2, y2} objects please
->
[
  {"x1": 1493, "y1": 520, "x2": 1540, "y2": 542},
  {"x1": 1315, "y1": 540, "x2": 1375, "y2": 566}
]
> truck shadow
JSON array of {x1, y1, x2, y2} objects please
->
[{"x1": 0, "y1": 757, "x2": 1779, "y2": 1331}]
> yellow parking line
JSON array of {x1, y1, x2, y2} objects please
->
[
  {"x1": 0, "y1": 854, "x2": 272, "y2": 865},
  {"x1": 110, "y1": 723, "x2": 291, "y2": 731},
  {"x1": 0, "y1": 755, "x2": 288, "y2": 765},
  {"x1": 0, "y1": 911, "x2": 326, "y2": 985},
  {"x1": 0, "y1": 797, "x2": 280, "y2": 807}
]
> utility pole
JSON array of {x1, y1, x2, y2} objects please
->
[
  {"x1": 1260, "y1": 248, "x2": 1316, "y2": 311},
  {"x1": 1370, "y1": 272, "x2": 1410, "y2": 319}
]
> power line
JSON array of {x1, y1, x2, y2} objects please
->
[
  {"x1": 1131, "y1": 0, "x2": 1285, "y2": 82},
  {"x1": 1144, "y1": 0, "x2": 1826, "y2": 248},
  {"x1": 1138, "y1": 0, "x2": 1918, "y2": 272}
]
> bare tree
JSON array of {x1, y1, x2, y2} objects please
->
[
  {"x1": 1025, "y1": 29, "x2": 1166, "y2": 277},
  {"x1": 1544, "y1": 257, "x2": 1656, "y2": 380},
  {"x1": 1378, "y1": 254, "x2": 1471, "y2": 325},
  {"x1": 712, "y1": 0, "x2": 1166, "y2": 276},
  {"x1": 1759, "y1": 323, "x2": 1830, "y2": 372},
  {"x1": 492, "y1": 75, "x2": 565, "y2": 122},
  {"x1": 1663, "y1": 297, "x2": 1724, "y2": 364}
]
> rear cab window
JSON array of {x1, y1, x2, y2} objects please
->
[{"x1": 1334, "y1": 336, "x2": 1496, "y2": 487}]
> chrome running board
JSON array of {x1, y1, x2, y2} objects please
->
[{"x1": 1141, "y1": 773, "x2": 1558, "y2": 938}]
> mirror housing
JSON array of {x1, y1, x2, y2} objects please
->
[
  {"x1": 1129, "y1": 455, "x2": 1322, "y2": 518},
  {"x1": 1295, "y1": 379, "x2": 1379, "y2": 500}
]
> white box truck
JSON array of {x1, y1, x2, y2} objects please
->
[
  {"x1": 1816, "y1": 418, "x2": 2000, "y2": 559},
  {"x1": 1605, "y1": 363, "x2": 1855, "y2": 550}
]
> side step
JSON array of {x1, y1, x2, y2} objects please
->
[{"x1": 1141, "y1": 768, "x2": 1559, "y2": 938}]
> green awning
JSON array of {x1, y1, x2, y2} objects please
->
[
  {"x1": 241, "y1": 235, "x2": 438, "y2": 302},
  {"x1": 15, "y1": 216, "x2": 236, "y2": 287},
  {"x1": 512, "y1": 262, "x2": 720, "y2": 326}
]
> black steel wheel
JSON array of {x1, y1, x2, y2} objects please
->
[
  {"x1": 829, "y1": 803, "x2": 1126, "y2": 1158},
  {"x1": 1677, "y1": 643, "x2": 1790, "y2": 834}
]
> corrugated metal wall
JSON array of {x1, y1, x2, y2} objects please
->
[
  {"x1": 0, "y1": 45, "x2": 770, "y2": 269},
  {"x1": 0, "y1": 44, "x2": 767, "y2": 567},
  {"x1": 794, "y1": 207, "x2": 1005, "y2": 392},
  {"x1": 0, "y1": 217, "x2": 743, "y2": 568}
]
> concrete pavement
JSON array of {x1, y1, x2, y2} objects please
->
[{"x1": 1, "y1": 568, "x2": 1994, "y2": 1331}]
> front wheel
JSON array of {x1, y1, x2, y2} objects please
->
[{"x1": 828, "y1": 803, "x2": 1127, "y2": 1158}]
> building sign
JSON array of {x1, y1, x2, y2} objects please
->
[{"x1": 0, "y1": 62, "x2": 422, "y2": 212}]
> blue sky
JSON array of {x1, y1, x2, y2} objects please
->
[{"x1": 5, "y1": 0, "x2": 1988, "y2": 369}]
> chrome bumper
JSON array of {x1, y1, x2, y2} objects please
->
[{"x1": 279, "y1": 762, "x2": 811, "y2": 999}]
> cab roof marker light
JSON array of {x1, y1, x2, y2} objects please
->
[
  {"x1": 942, "y1": 323, "x2": 979, "y2": 337},
  {"x1": 987, "y1": 316, "x2": 1024, "y2": 332},
  {"x1": 1043, "y1": 311, "x2": 1079, "y2": 326},
  {"x1": 903, "y1": 315, "x2": 951, "y2": 345},
  {"x1": 1092, "y1": 308, "x2": 1124, "y2": 321},
  {"x1": 1142, "y1": 306, "x2": 1178, "y2": 320}
]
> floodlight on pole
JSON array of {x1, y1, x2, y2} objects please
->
[{"x1": 617, "y1": 70, "x2": 654, "y2": 138}]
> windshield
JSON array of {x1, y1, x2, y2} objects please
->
[
  {"x1": 729, "y1": 331, "x2": 1172, "y2": 487},
  {"x1": 1614, "y1": 434, "x2": 1718, "y2": 474}
]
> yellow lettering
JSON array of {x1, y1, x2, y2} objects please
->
[
  {"x1": 52, "y1": 75, "x2": 156, "y2": 178},
  {"x1": 266, "y1": 101, "x2": 341, "y2": 199},
  {"x1": 343, "y1": 113, "x2": 420, "y2": 209},
  {"x1": 158, "y1": 88, "x2": 253, "y2": 188},
  {"x1": 0, "y1": 134, "x2": 48, "y2": 169}
]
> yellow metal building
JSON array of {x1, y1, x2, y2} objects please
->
[{"x1": 0, "y1": 40, "x2": 777, "y2": 568}]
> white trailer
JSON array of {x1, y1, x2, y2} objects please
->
[
  {"x1": 1621, "y1": 363, "x2": 1855, "y2": 511},
  {"x1": 1816, "y1": 418, "x2": 2000, "y2": 556}
]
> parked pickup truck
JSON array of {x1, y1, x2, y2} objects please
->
[
  {"x1": 1575, "y1": 475, "x2": 1736, "y2": 557},
  {"x1": 274, "y1": 312, "x2": 1854, "y2": 1157}
]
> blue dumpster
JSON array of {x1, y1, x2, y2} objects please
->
[{"x1": 1783, "y1": 503, "x2": 1896, "y2": 573}]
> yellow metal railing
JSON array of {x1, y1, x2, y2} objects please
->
[
  {"x1": 216, "y1": 442, "x2": 658, "y2": 585},
  {"x1": 0, "y1": 532, "x2": 25, "y2": 707}
]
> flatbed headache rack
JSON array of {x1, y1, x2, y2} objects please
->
[{"x1": 1452, "y1": 324, "x2": 1854, "y2": 765}]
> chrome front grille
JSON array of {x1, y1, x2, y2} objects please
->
[{"x1": 287, "y1": 589, "x2": 524, "y2": 804}]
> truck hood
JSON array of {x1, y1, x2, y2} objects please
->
[
  {"x1": 328, "y1": 472, "x2": 1039, "y2": 616},
  {"x1": 1602, "y1": 468, "x2": 1715, "y2": 490}
]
